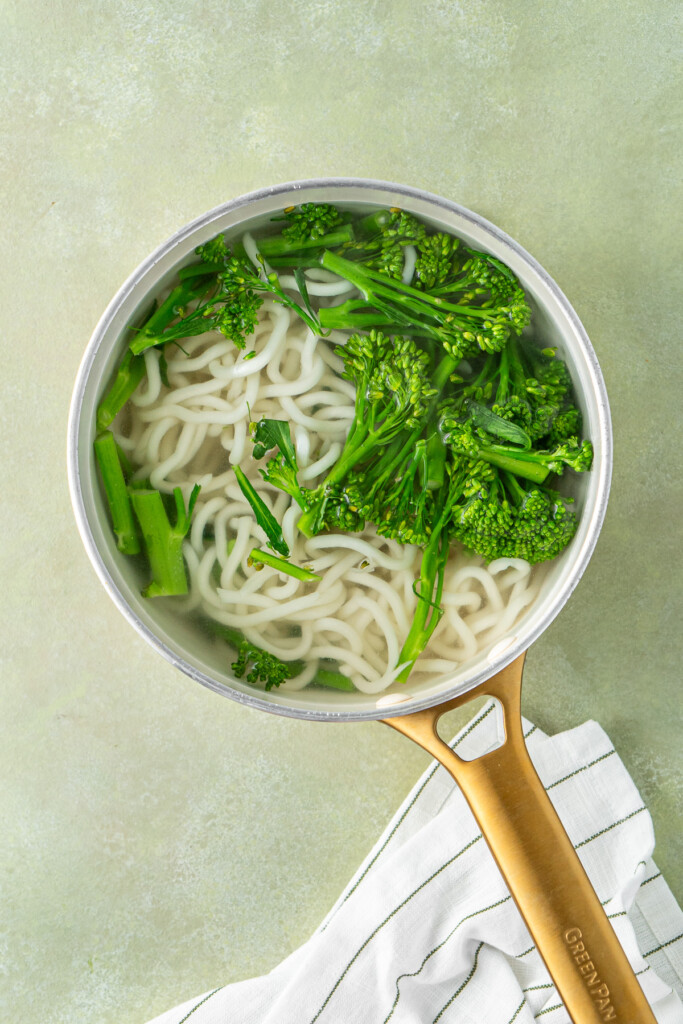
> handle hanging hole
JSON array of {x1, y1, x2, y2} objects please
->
[{"x1": 435, "y1": 696, "x2": 506, "y2": 761}]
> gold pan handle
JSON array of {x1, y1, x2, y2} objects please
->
[{"x1": 383, "y1": 655, "x2": 655, "y2": 1024}]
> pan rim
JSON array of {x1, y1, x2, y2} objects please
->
[{"x1": 67, "y1": 177, "x2": 612, "y2": 721}]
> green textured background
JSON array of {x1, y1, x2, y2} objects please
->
[{"x1": 2, "y1": 2, "x2": 681, "y2": 1021}]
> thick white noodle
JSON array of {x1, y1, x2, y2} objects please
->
[
  {"x1": 131, "y1": 348, "x2": 162, "y2": 407},
  {"x1": 117, "y1": 296, "x2": 539, "y2": 694},
  {"x1": 402, "y1": 245, "x2": 417, "y2": 285},
  {"x1": 278, "y1": 274, "x2": 355, "y2": 297}
]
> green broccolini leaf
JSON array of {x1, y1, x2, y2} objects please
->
[
  {"x1": 466, "y1": 400, "x2": 532, "y2": 449},
  {"x1": 128, "y1": 278, "x2": 217, "y2": 355},
  {"x1": 251, "y1": 418, "x2": 297, "y2": 466},
  {"x1": 293, "y1": 267, "x2": 316, "y2": 322},
  {"x1": 250, "y1": 418, "x2": 310, "y2": 511},
  {"x1": 234, "y1": 466, "x2": 289, "y2": 556},
  {"x1": 260, "y1": 456, "x2": 310, "y2": 511}
]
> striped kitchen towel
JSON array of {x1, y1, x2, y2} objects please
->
[{"x1": 147, "y1": 704, "x2": 683, "y2": 1023}]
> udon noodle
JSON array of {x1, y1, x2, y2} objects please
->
[{"x1": 112, "y1": 273, "x2": 540, "y2": 694}]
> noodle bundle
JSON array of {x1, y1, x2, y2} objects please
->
[{"x1": 114, "y1": 296, "x2": 539, "y2": 694}]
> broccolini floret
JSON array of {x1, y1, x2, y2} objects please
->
[
  {"x1": 488, "y1": 337, "x2": 578, "y2": 443},
  {"x1": 251, "y1": 203, "x2": 355, "y2": 262},
  {"x1": 130, "y1": 235, "x2": 323, "y2": 355},
  {"x1": 441, "y1": 411, "x2": 593, "y2": 484},
  {"x1": 413, "y1": 233, "x2": 461, "y2": 290},
  {"x1": 364, "y1": 242, "x2": 406, "y2": 281},
  {"x1": 355, "y1": 207, "x2": 427, "y2": 247},
  {"x1": 279, "y1": 202, "x2": 346, "y2": 243},
  {"x1": 334, "y1": 207, "x2": 429, "y2": 281},
  {"x1": 547, "y1": 406, "x2": 582, "y2": 447},
  {"x1": 207, "y1": 622, "x2": 354, "y2": 692},
  {"x1": 304, "y1": 482, "x2": 367, "y2": 535},
  {"x1": 454, "y1": 476, "x2": 578, "y2": 565},
  {"x1": 232, "y1": 639, "x2": 298, "y2": 690},
  {"x1": 296, "y1": 331, "x2": 437, "y2": 537}
]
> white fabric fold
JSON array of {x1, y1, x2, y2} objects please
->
[{"x1": 147, "y1": 704, "x2": 683, "y2": 1024}]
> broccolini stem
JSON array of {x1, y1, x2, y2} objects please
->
[
  {"x1": 355, "y1": 209, "x2": 394, "y2": 237},
  {"x1": 433, "y1": 353, "x2": 459, "y2": 390},
  {"x1": 94, "y1": 432, "x2": 140, "y2": 554},
  {"x1": 323, "y1": 429, "x2": 385, "y2": 487},
  {"x1": 129, "y1": 278, "x2": 215, "y2": 355},
  {"x1": 98, "y1": 281, "x2": 212, "y2": 428},
  {"x1": 320, "y1": 251, "x2": 497, "y2": 320},
  {"x1": 336, "y1": 349, "x2": 456, "y2": 492},
  {"x1": 256, "y1": 225, "x2": 355, "y2": 259},
  {"x1": 297, "y1": 347, "x2": 458, "y2": 540},
  {"x1": 177, "y1": 262, "x2": 221, "y2": 281},
  {"x1": 318, "y1": 304, "x2": 397, "y2": 332},
  {"x1": 248, "y1": 549, "x2": 320, "y2": 582},
  {"x1": 476, "y1": 446, "x2": 551, "y2": 484},
  {"x1": 501, "y1": 471, "x2": 529, "y2": 507},
  {"x1": 507, "y1": 335, "x2": 528, "y2": 392},
  {"x1": 208, "y1": 622, "x2": 248, "y2": 651},
  {"x1": 96, "y1": 350, "x2": 146, "y2": 432},
  {"x1": 397, "y1": 531, "x2": 449, "y2": 683},
  {"x1": 365, "y1": 352, "x2": 457, "y2": 498},
  {"x1": 396, "y1": 466, "x2": 469, "y2": 682},
  {"x1": 313, "y1": 668, "x2": 355, "y2": 691},
  {"x1": 129, "y1": 484, "x2": 200, "y2": 598},
  {"x1": 296, "y1": 412, "x2": 406, "y2": 539},
  {"x1": 369, "y1": 432, "x2": 420, "y2": 496},
  {"x1": 296, "y1": 505, "x2": 323, "y2": 539},
  {"x1": 258, "y1": 254, "x2": 328, "y2": 270},
  {"x1": 495, "y1": 344, "x2": 510, "y2": 403},
  {"x1": 425, "y1": 431, "x2": 446, "y2": 489}
]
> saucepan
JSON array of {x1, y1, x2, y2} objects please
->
[{"x1": 67, "y1": 179, "x2": 653, "y2": 1023}]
